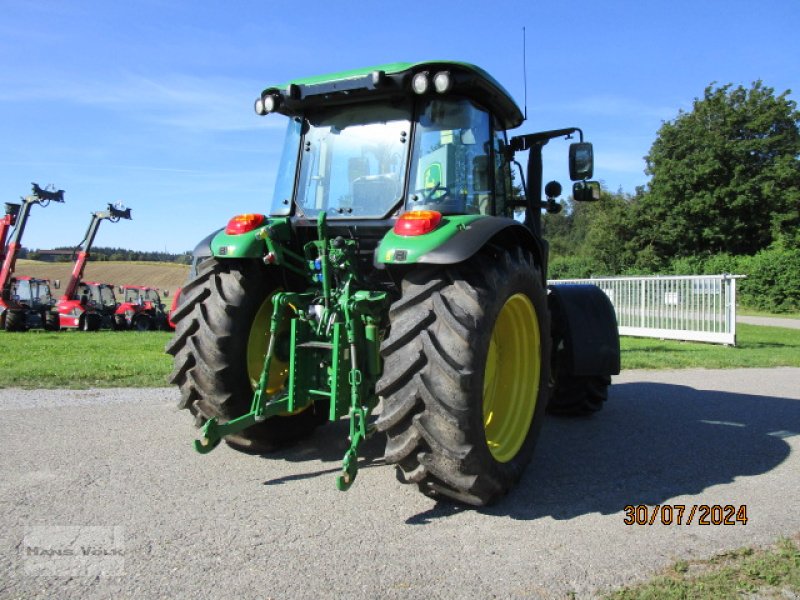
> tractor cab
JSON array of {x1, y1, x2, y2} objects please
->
[
  {"x1": 5, "y1": 276, "x2": 58, "y2": 330},
  {"x1": 10, "y1": 276, "x2": 53, "y2": 310},
  {"x1": 254, "y1": 62, "x2": 598, "y2": 240}
]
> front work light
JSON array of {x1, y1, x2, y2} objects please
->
[
  {"x1": 393, "y1": 210, "x2": 442, "y2": 236},
  {"x1": 263, "y1": 94, "x2": 280, "y2": 113},
  {"x1": 225, "y1": 213, "x2": 266, "y2": 235},
  {"x1": 412, "y1": 72, "x2": 430, "y2": 95},
  {"x1": 433, "y1": 71, "x2": 452, "y2": 93},
  {"x1": 254, "y1": 97, "x2": 267, "y2": 116}
]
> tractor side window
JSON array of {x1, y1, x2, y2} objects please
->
[
  {"x1": 407, "y1": 98, "x2": 491, "y2": 215},
  {"x1": 493, "y1": 129, "x2": 514, "y2": 217},
  {"x1": 100, "y1": 286, "x2": 116, "y2": 307},
  {"x1": 270, "y1": 118, "x2": 303, "y2": 216},
  {"x1": 16, "y1": 279, "x2": 30, "y2": 303}
]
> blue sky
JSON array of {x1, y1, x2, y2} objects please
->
[{"x1": 1, "y1": 0, "x2": 797, "y2": 253}]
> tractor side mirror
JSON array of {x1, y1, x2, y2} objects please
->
[
  {"x1": 572, "y1": 181, "x2": 602, "y2": 202},
  {"x1": 569, "y1": 142, "x2": 594, "y2": 181}
]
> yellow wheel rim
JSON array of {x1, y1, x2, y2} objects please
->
[
  {"x1": 246, "y1": 292, "x2": 300, "y2": 414},
  {"x1": 482, "y1": 293, "x2": 541, "y2": 463}
]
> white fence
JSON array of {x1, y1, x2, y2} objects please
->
[{"x1": 549, "y1": 274, "x2": 746, "y2": 345}]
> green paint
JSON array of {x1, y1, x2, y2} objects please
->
[
  {"x1": 210, "y1": 229, "x2": 265, "y2": 259},
  {"x1": 376, "y1": 214, "x2": 485, "y2": 264}
]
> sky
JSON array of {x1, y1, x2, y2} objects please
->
[{"x1": 1, "y1": 0, "x2": 798, "y2": 253}]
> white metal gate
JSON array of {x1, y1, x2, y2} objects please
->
[{"x1": 549, "y1": 274, "x2": 746, "y2": 345}]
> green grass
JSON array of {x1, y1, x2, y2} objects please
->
[
  {"x1": 607, "y1": 536, "x2": 800, "y2": 599},
  {"x1": 621, "y1": 323, "x2": 800, "y2": 370},
  {"x1": 0, "y1": 323, "x2": 798, "y2": 390},
  {"x1": 0, "y1": 330, "x2": 173, "y2": 388}
]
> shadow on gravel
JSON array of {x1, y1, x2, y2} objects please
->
[
  {"x1": 259, "y1": 418, "x2": 387, "y2": 486},
  {"x1": 408, "y1": 382, "x2": 800, "y2": 524}
]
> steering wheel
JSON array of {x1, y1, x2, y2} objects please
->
[{"x1": 416, "y1": 183, "x2": 452, "y2": 203}]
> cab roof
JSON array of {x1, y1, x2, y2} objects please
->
[{"x1": 260, "y1": 61, "x2": 525, "y2": 130}]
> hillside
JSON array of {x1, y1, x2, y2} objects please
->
[{"x1": 14, "y1": 260, "x2": 190, "y2": 295}]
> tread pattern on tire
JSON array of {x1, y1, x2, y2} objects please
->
[
  {"x1": 375, "y1": 247, "x2": 550, "y2": 506},
  {"x1": 166, "y1": 258, "x2": 326, "y2": 451}
]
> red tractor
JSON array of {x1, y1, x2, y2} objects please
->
[
  {"x1": 3, "y1": 276, "x2": 59, "y2": 331},
  {"x1": 116, "y1": 285, "x2": 168, "y2": 331},
  {"x1": 1, "y1": 183, "x2": 64, "y2": 331},
  {"x1": 56, "y1": 203, "x2": 131, "y2": 330}
]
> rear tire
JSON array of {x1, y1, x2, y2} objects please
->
[
  {"x1": 166, "y1": 258, "x2": 327, "y2": 453},
  {"x1": 375, "y1": 248, "x2": 550, "y2": 506}
]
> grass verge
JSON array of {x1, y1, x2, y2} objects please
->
[
  {"x1": 0, "y1": 330, "x2": 173, "y2": 388},
  {"x1": 607, "y1": 536, "x2": 800, "y2": 599},
  {"x1": 0, "y1": 323, "x2": 798, "y2": 389},
  {"x1": 621, "y1": 323, "x2": 800, "y2": 370}
]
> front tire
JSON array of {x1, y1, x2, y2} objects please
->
[
  {"x1": 166, "y1": 258, "x2": 327, "y2": 452},
  {"x1": 375, "y1": 248, "x2": 550, "y2": 506},
  {"x1": 4, "y1": 309, "x2": 28, "y2": 332},
  {"x1": 44, "y1": 311, "x2": 60, "y2": 331}
]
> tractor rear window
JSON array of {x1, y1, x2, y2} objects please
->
[{"x1": 292, "y1": 101, "x2": 412, "y2": 219}]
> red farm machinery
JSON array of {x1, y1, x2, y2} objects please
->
[
  {"x1": 1, "y1": 183, "x2": 64, "y2": 331},
  {"x1": 56, "y1": 203, "x2": 132, "y2": 330}
]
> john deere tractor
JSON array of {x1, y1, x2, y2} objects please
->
[{"x1": 167, "y1": 61, "x2": 619, "y2": 505}]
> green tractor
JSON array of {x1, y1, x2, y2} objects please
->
[{"x1": 167, "y1": 61, "x2": 619, "y2": 506}]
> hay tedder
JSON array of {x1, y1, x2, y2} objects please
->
[{"x1": 167, "y1": 61, "x2": 619, "y2": 505}]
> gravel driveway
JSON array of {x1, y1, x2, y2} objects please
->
[{"x1": 1, "y1": 367, "x2": 798, "y2": 599}]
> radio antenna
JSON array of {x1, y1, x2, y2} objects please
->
[{"x1": 522, "y1": 26, "x2": 528, "y2": 121}]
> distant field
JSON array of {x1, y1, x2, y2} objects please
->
[{"x1": 15, "y1": 259, "x2": 190, "y2": 295}]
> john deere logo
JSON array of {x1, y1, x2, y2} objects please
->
[{"x1": 424, "y1": 163, "x2": 442, "y2": 189}]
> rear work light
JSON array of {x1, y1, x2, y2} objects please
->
[
  {"x1": 393, "y1": 210, "x2": 442, "y2": 236},
  {"x1": 225, "y1": 213, "x2": 265, "y2": 235}
]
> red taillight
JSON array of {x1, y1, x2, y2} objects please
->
[
  {"x1": 225, "y1": 213, "x2": 265, "y2": 235},
  {"x1": 393, "y1": 210, "x2": 442, "y2": 236}
]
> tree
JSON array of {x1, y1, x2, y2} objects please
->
[{"x1": 640, "y1": 81, "x2": 800, "y2": 259}]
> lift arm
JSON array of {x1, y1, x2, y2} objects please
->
[{"x1": 0, "y1": 203, "x2": 21, "y2": 263}]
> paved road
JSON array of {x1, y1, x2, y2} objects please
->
[
  {"x1": 738, "y1": 315, "x2": 800, "y2": 330},
  {"x1": 1, "y1": 368, "x2": 799, "y2": 599}
]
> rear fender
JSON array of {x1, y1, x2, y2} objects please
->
[
  {"x1": 548, "y1": 284, "x2": 620, "y2": 377},
  {"x1": 377, "y1": 216, "x2": 546, "y2": 277}
]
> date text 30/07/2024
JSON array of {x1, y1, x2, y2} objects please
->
[{"x1": 623, "y1": 504, "x2": 748, "y2": 526}]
